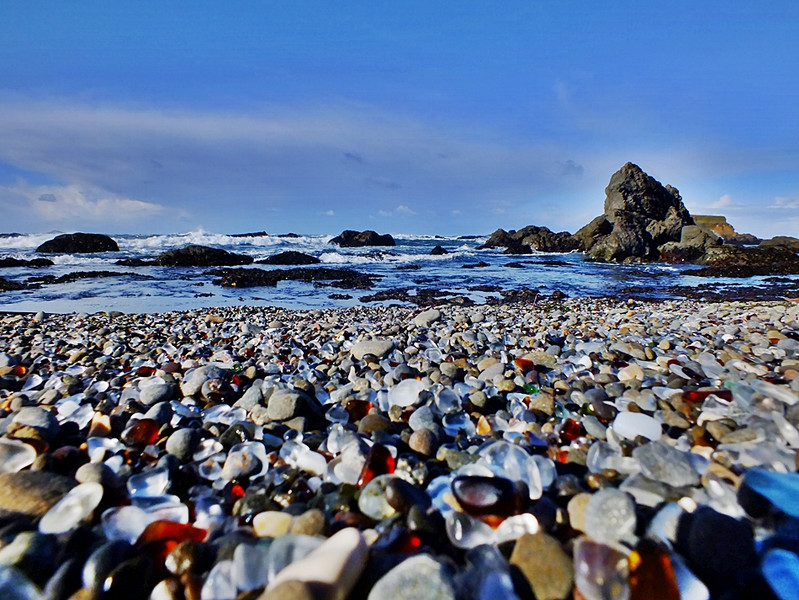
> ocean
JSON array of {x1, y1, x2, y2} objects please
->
[{"x1": 0, "y1": 230, "x2": 794, "y2": 314}]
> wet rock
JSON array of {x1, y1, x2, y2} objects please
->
[
  {"x1": 258, "y1": 251, "x2": 320, "y2": 265},
  {"x1": 329, "y1": 230, "x2": 396, "y2": 247},
  {"x1": 36, "y1": 233, "x2": 119, "y2": 254},
  {"x1": 155, "y1": 244, "x2": 253, "y2": 266}
]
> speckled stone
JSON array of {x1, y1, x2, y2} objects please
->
[
  {"x1": 510, "y1": 532, "x2": 573, "y2": 600},
  {"x1": 0, "y1": 471, "x2": 76, "y2": 517}
]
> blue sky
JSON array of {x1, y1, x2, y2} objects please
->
[{"x1": 1, "y1": 2, "x2": 797, "y2": 237}]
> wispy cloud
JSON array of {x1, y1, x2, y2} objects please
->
[
  {"x1": 712, "y1": 194, "x2": 733, "y2": 208},
  {"x1": 1, "y1": 181, "x2": 174, "y2": 229},
  {"x1": 772, "y1": 196, "x2": 799, "y2": 209}
]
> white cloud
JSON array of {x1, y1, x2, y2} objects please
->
[
  {"x1": 712, "y1": 194, "x2": 733, "y2": 208},
  {"x1": 0, "y1": 181, "x2": 175, "y2": 228},
  {"x1": 772, "y1": 196, "x2": 799, "y2": 209},
  {"x1": 325, "y1": 209, "x2": 335, "y2": 216},
  {"x1": 395, "y1": 204, "x2": 415, "y2": 215}
]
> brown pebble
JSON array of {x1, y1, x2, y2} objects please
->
[
  {"x1": 290, "y1": 508, "x2": 326, "y2": 536},
  {"x1": 358, "y1": 413, "x2": 392, "y2": 435},
  {"x1": 408, "y1": 428, "x2": 436, "y2": 457},
  {"x1": 510, "y1": 532, "x2": 574, "y2": 600},
  {"x1": 258, "y1": 579, "x2": 316, "y2": 600}
]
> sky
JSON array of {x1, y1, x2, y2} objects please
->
[{"x1": 0, "y1": 2, "x2": 797, "y2": 237}]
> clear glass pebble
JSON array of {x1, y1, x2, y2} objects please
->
[
  {"x1": 445, "y1": 510, "x2": 496, "y2": 549},
  {"x1": 573, "y1": 536, "x2": 630, "y2": 600},
  {"x1": 584, "y1": 488, "x2": 637, "y2": 545},
  {"x1": 388, "y1": 378, "x2": 427, "y2": 408},
  {"x1": 101, "y1": 505, "x2": 156, "y2": 544},
  {"x1": 201, "y1": 559, "x2": 236, "y2": 600},
  {"x1": 477, "y1": 440, "x2": 542, "y2": 499},
  {"x1": 39, "y1": 482, "x2": 104, "y2": 534},
  {"x1": 0, "y1": 438, "x2": 36, "y2": 474},
  {"x1": 127, "y1": 465, "x2": 170, "y2": 497},
  {"x1": 612, "y1": 411, "x2": 662, "y2": 441},
  {"x1": 233, "y1": 542, "x2": 271, "y2": 592}
]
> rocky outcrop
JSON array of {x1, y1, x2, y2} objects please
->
[
  {"x1": 574, "y1": 163, "x2": 694, "y2": 261},
  {"x1": 210, "y1": 267, "x2": 376, "y2": 289},
  {"x1": 480, "y1": 225, "x2": 579, "y2": 254},
  {"x1": 329, "y1": 230, "x2": 395, "y2": 247},
  {"x1": 257, "y1": 251, "x2": 320, "y2": 265},
  {"x1": 690, "y1": 244, "x2": 799, "y2": 277},
  {"x1": 430, "y1": 245, "x2": 449, "y2": 255},
  {"x1": 760, "y1": 236, "x2": 799, "y2": 252},
  {"x1": 659, "y1": 225, "x2": 722, "y2": 263},
  {"x1": 0, "y1": 257, "x2": 54, "y2": 267},
  {"x1": 155, "y1": 245, "x2": 254, "y2": 267},
  {"x1": 693, "y1": 215, "x2": 761, "y2": 245},
  {"x1": 36, "y1": 233, "x2": 119, "y2": 254}
]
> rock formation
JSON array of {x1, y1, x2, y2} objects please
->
[
  {"x1": 257, "y1": 251, "x2": 320, "y2": 265},
  {"x1": 480, "y1": 225, "x2": 579, "y2": 254},
  {"x1": 693, "y1": 215, "x2": 761, "y2": 245},
  {"x1": 154, "y1": 245, "x2": 254, "y2": 267},
  {"x1": 36, "y1": 233, "x2": 119, "y2": 254},
  {"x1": 573, "y1": 163, "x2": 695, "y2": 261},
  {"x1": 329, "y1": 230, "x2": 396, "y2": 248}
]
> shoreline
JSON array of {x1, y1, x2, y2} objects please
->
[{"x1": 0, "y1": 297, "x2": 798, "y2": 597}]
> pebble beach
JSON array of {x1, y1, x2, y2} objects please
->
[{"x1": 1, "y1": 296, "x2": 799, "y2": 600}]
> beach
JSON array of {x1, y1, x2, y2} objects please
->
[{"x1": 1, "y1": 296, "x2": 798, "y2": 598}]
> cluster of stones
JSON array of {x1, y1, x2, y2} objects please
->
[{"x1": 0, "y1": 298, "x2": 798, "y2": 599}]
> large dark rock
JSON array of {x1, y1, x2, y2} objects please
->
[
  {"x1": 257, "y1": 251, "x2": 320, "y2": 265},
  {"x1": 329, "y1": 230, "x2": 395, "y2": 247},
  {"x1": 480, "y1": 225, "x2": 578, "y2": 254},
  {"x1": 210, "y1": 267, "x2": 376, "y2": 289},
  {"x1": 155, "y1": 245, "x2": 253, "y2": 267},
  {"x1": 574, "y1": 163, "x2": 693, "y2": 261},
  {"x1": 36, "y1": 233, "x2": 119, "y2": 254}
]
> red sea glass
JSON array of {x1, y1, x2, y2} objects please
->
[
  {"x1": 121, "y1": 418, "x2": 161, "y2": 447},
  {"x1": 682, "y1": 389, "x2": 733, "y2": 403},
  {"x1": 628, "y1": 539, "x2": 680, "y2": 600},
  {"x1": 514, "y1": 358, "x2": 535, "y2": 373},
  {"x1": 357, "y1": 443, "x2": 395, "y2": 487},
  {"x1": 559, "y1": 418, "x2": 583, "y2": 443},
  {"x1": 136, "y1": 521, "x2": 207, "y2": 547}
]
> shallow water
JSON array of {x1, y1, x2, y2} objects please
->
[{"x1": 0, "y1": 230, "x2": 795, "y2": 313}]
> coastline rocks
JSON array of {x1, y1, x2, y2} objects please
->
[
  {"x1": 36, "y1": 233, "x2": 119, "y2": 254},
  {"x1": 330, "y1": 230, "x2": 396, "y2": 247},
  {"x1": 257, "y1": 251, "x2": 320, "y2": 265},
  {"x1": 690, "y1": 244, "x2": 799, "y2": 277},
  {"x1": 0, "y1": 257, "x2": 54, "y2": 267},
  {"x1": 430, "y1": 245, "x2": 449, "y2": 255},
  {"x1": 155, "y1": 245, "x2": 253, "y2": 267},
  {"x1": 480, "y1": 225, "x2": 578, "y2": 254},
  {"x1": 574, "y1": 162, "x2": 693, "y2": 261},
  {"x1": 211, "y1": 267, "x2": 376, "y2": 289},
  {"x1": 761, "y1": 236, "x2": 799, "y2": 252},
  {"x1": 693, "y1": 215, "x2": 761, "y2": 245},
  {"x1": 659, "y1": 224, "x2": 722, "y2": 263}
]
